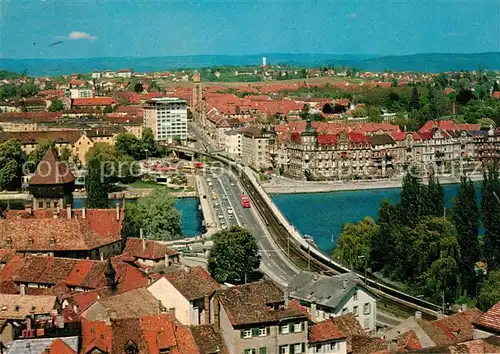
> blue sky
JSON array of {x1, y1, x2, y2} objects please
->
[{"x1": 1, "y1": 0, "x2": 499, "y2": 59}]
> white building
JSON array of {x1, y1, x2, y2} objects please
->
[
  {"x1": 117, "y1": 69, "x2": 132, "y2": 78},
  {"x1": 103, "y1": 70, "x2": 115, "y2": 78},
  {"x1": 91, "y1": 71, "x2": 101, "y2": 79},
  {"x1": 69, "y1": 89, "x2": 93, "y2": 99},
  {"x1": 143, "y1": 97, "x2": 188, "y2": 143},
  {"x1": 288, "y1": 272, "x2": 378, "y2": 333}
]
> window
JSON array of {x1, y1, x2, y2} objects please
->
[
  {"x1": 363, "y1": 303, "x2": 371, "y2": 315},
  {"x1": 280, "y1": 324, "x2": 289, "y2": 334},
  {"x1": 259, "y1": 348, "x2": 267, "y2": 354},
  {"x1": 279, "y1": 345, "x2": 289, "y2": 354},
  {"x1": 294, "y1": 344, "x2": 303, "y2": 353},
  {"x1": 341, "y1": 308, "x2": 348, "y2": 315},
  {"x1": 353, "y1": 291, "x2": 358, "y2": 301},
  {"x1": 38, "y1": 202, "x2": 43, "y2": 209},
  {"x1": 6, "y1": 238, "x2": 12, "y2": 247},
  {"x1": 244, "y1": 350, "x2": 256, "y2": 354},
  {"x1": 329, "y1": 342, "x2": 338, "y2": 350},
  {"x1": 364, "y1": 318, "x2": 370, "y2": 329},
  {"x1": 293, "y1": 322, "x2": 302, "y2": 333},
  {"x1": 353, "y1": 306, "x2": 359, "y2": 316},
  {"x1": 258, "y1": 327, "x2": 267, "y2": 337},
  {"x1": 49, "y1": 238, "x2": 55, "y2": 246},
  {"x1": 242, "y1": 329, "x2": 252, "y2": 338}
]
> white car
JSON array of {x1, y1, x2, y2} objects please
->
[{"x1": 230, "y1": 182, "x2": 235, "y2": 186}]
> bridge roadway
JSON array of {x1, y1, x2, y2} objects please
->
[{"x1": 175, "y1": 145, "x2": 441, "y2": 322}]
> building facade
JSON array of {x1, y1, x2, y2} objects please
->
[{"x1": 143, "y1": 97, "x2": 188, "y2": 143}]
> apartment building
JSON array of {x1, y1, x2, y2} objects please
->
[
  {"x1": 288, "y1": 272, "x2": 378, "y2": 333},
  {"x1": 69, "y1": 88, "x2": 93, "y2": 99},
  {"x1": 215, "y1": 280, "x2": 309, "y2": 354},
  {"x1": 241, "y1": 127, "x2": 271, "y2": 170},
  {"x1": 143, "y1": 97, "x2": 188, "y2": 143}
]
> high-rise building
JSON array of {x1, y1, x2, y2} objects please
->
[
  {"x1": 143, "y1": 98, "x2": 188, "y2": 143},
  {"x1": 262, "y1": 56, "x2": 267, "y2": 67}
]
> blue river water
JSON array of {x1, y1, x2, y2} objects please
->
[
  {"x1": 72, "y1": 197, "x2": 202, "y2": 237},
  {"x1": 272, "y1": 182, "x2": 482, "y2": 255}
]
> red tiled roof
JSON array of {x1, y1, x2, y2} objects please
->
[
  {"x1": 81, "y1": 319, "x2": 112, "y2": 353},
  {"x1": 41, "y1": 338, "x2": 77, "y2": 354},
  {"x1": 474, "y1": 302, "x2": 500, "y2": 333},
  {"x1": 0, "y1": 112, "x2": 62, "y2": 122},
  {"x1": 29, "y1": 148, "x2": 75, "y2": 185},
  {"x1": 124, "y1": 238, "x2": 178, "y2": 261},
  {"x1": 0, "y1": 208, "x2": 122, "y2": 251},
  {"x1": 317, "y1": 134, "x2": 338, "y2": 146},
  {"x1": 73, "y1": 97, "x2": 117, "y2": 106},
  {"x1": 309, "y1": 318, "x2": 347, "y2": 344},
  {"x1": 164, "y1": 266, "x2": 220, "y2": 301},
  {"x1": 492, "y1": 91, "x2": 500, "y2": 99}
]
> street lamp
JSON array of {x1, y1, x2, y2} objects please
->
[{"x1": 145, "y1": 149, "x2": 149, "y2": 161}]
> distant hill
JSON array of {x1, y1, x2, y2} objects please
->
[{"x1": 0, "y1": 52, "x2": 499, "y2": 77}]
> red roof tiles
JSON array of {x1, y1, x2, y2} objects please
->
[
  {"x1": 42, "y1": 338, "x2": 77, "y2": 354},
  {"x1": 474, "y1": 302, "x2": 500, "y2": 333},
  {"x1": 72, "y1": 97, "x2": 117, "y2": 106},
  {"x1": 309, "y1": 318, "x2": 347, "y2": 344},
  {"x1": 163, "y1": 266, "x2": 220, "y2": 301},
  {"x1": 124, "y1": 238, "x2": 178, "y2": 261},
  {"x1": 29, "y1": 148, "x2": 75, "y2": 185}
]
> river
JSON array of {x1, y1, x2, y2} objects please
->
[{"x1": 271, "y1": 182, "x2": 483, "y2": 255}]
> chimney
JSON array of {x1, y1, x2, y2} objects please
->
[
  {"x1": 311, "y1": 302, "x2": 317, "y2": 323},
  {"x1": 342, "y1": 279, "x2": 348, "y2": 289},
  {"x1": 184, "y1": 265, "x2": 191, "y2": 273},
  {"x1": 116, "y1": 203, "x2": 120, "y2": 221},
  {"x1": 213, "y1": 295, "x2": 220, "y2": 332},
  {"x1": 66, "y1": 204, "x2": 71, "y2": 219},
  {"x1": 158, "y1": 300, "x2": 166, "y2": 313},
  {"x1": 25, "y1": 203, "x2": 32, "y2": 215},
  {"x1": 461, "y1": 303, "x2": 467, "y2": 312},
  {"x1": 284, "y1": 288, "x2": 289, "y2": 308},
  {"x1": 100, "y1": 253, "x2": 104, "y2": 261},
  {"x1": 415, "y1": 311, "x2": 422, "y2": 319},
  {"x1": 165, "y1": 253, "x2": 170, "y2": 267},
  {"x1": 20, "y1": 284, "x2": 26, "y2": 295},
  {"x1": 388, "y1": 338, "x2": 397, "y2": 351},
  {"x1": 168, "y1": 307, "x2": 176, "y2": 318},
  {"x1": 204, "y1": 295, "x2": 210, "y2": 325},
  {"x1": 52, "y1": 210, "x2": 58, "y2": 219},
  {"x1": 140, "y1": 229, "x2": 146, "y2": 251},
  {"x1": 82, "y1": 207, "x2": 86, "y2": 219}
]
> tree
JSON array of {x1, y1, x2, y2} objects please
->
[
  {"x1": 27, "y1": 140, "x2": 56, "y2": 172},
  {"x1": 482, "y1": 164, "x2": 500, "y2": 270},
  {"x1": 425, "y1": 172, "x2": 444, "y2": 218},
  {"x1": 477, "y1": 270, "x2": 500, "y2": 311},
  {"x1": 371, "y1": 200, "x2": 398, "y2": 272},
  {"x1": 333, "y1": 217, "x2": 378, "y2": 270},
  {"x1": 134, "y1": 83, "x2": 143, "y2": 93},
  {"x1": 59, "y1": 147, "x2": 72, "y2": 162},
  {"x1": 19, "y1": 81, "x2": 38, "y2": 97},
  {"x1": 116, "y1": 133, "x2": 141, "y2": 160},
  {"x1": 122, "y1": 202, "x2": 142, "y2": 238},
  {"x1": 208, "y1": 226, "x2": 261, "y2": 284},
  {"x1": 399, "y1": 168, "x2": 425, "y2": 227},
  {"x1": 410, "y1": 87, "x2": 420, "y2": 110},
  {"x1": 0, "y1": 140, "x2": 25, "y2": 191},
  {"x1": 48, "y1": 98, "x2": 64, "y2": 112},
  {"x1": 423, "y1": 256, "x2": 460, "y2": 304},
  {"x1": 141, "y1": 127, "x2": 157, "y2": 157},
  {"x1": 135, "y1": 188, "x2": 182, "y2": 240},
  {"x1": 493, "y1": 81, "x2": 500, "y2": 93},
  {"x1": 452, "y1": 177, "x2": 480, "y2": 296},
  {"x1": 85, "y1": 156, "x2": 109, "y2": 208},
  {"x1": 103, "y1": 106, "x2": 114, "y2": 114}
]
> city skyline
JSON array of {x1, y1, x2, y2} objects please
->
[{"x1": 1, "y1": 0, "x2": 499, "y2": 59}]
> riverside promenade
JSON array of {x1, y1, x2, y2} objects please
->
[
  {"x1": 263, "y1": 173, "x2": 483, "y2": 194},
  {"x1": 194, "y1": 174, "x2": 218, "y2": 237}
]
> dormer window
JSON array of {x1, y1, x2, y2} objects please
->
[
  {"x1": 28, "y1": 238, "x2": 34, "y2": 247},
  {"x1": 49, "y1": 238, "x2": 56, "y2": 246},
  {"x1": 6, "y1": 238, "x2": 12, "y2": 247}
]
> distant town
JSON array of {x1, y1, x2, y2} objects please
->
[{"x1": 0, "y1": 60, "x2": 499, "y2": 354}]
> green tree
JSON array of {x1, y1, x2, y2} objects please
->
[
  {"x1": 48, "y1": 98, "x2": 64, "y2": 112},
  {"x1": 493, "y1": 81, "x2": 500, "y2": 92},
  {"x1": 103, "y1": 106, "x2": 114, "y2": 114},
  {"x1": 141, "y1": 127, "x2": 157, "y2": 158},
  {"x1": 482, "y1": 163, "x2": 500, "y2": 270},
  {"x1": 425, "y1": 172, "x2": 444, "y2": 218},
  {"x1": 85, "y1": 156, "x2": 109, "y2": 208},
  {"x1": 208, "y1": 226, "x2": 261, "y2": 284},
  {"x1": 333, "y1": 217, "x2": 378, "y2": 270},
  {"x1": 19, "y1": 81, "x2": 38, "y2": 97},
  {"x1": 0, "y1": 140, "x2": 25, "y2": 191},
  {"x1": 399, "y1": 168, "x2": 425, "y2": 227},
  {"x1": 452, "y1": 177, "x2": 480, "y2": 296},
  {"x1": 122, "y1": 202, "x2": 142, "y2": 238},
  {"x1": 134, "y1": 83, "x2": 143, "y2": 93},
  {"x1": 299, "y1": 104, "x2": 310, "y2": 120},
  {"x1": 116, "y1": 133, "x2": 141, "y2": 160},
  {"x1": 477, "y1": 270, "x2": 500, "y2": 311},
  {"x1": 371, "y1": 200, "x2": 398, "y2": 272},
  {"x1": 59, "y1": 147, "x2": 72, "y2": 162},
  {"x1": 410, "y1": 87, "x2": 420, "y2": 110},
  {"x1": 135, "y1": 188, "x2": 182, "y2": 240},
  {"x1": 27, "y1": 140, "x2": 56, "y2": 172},
  {"x1": 423, "y1": 256, "x2": 460, "y2": 304}
]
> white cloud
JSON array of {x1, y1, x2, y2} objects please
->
[{"x1": 67, "y1": 31, "x2": 97, "y2": 41}]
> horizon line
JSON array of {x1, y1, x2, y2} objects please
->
[{"x1": 1, "y1": 51, "x2": 499, "y2": 61}]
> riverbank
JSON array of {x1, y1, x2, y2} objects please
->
[{"x1": 264, "y1": 174, "x2": 484, "y2": 194}]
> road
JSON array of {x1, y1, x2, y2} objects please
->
[{"x1": 205, "y1": 166, "x2": 300, "y2": 285}]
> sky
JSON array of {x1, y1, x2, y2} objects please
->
[{"x1": 0, "y1": 0, "x2": 499, "y2": 59}]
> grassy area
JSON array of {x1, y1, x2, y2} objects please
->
[{"x1": 127, "y1": 180, "x2": 194, "y2": 192}]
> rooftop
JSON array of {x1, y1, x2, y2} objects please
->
[
  {"x1": 0, "y1": 294, "x2": 56, "y2": 319},
  {"x1": 29, "y1": 148, "x2": 75, "y2": 185},
  {"x1": 163, "y1": 266, "x2": 220, "y2": 301},
  {"x1": 309, "y1": 318, "x2": 347, "y2": 344},
  {"x1": 124, "y1": 237, "x2": 179, "y2": 261},
  {"x1": 474, "y1": 301, "x2": 500, "y2": 333}
]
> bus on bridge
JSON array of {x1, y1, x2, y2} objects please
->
[{"x1": 240, "y1": 193, "x2": 251, "y2": 208}]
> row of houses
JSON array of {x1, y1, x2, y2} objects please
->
[{"x1": 215, "y1": 119, "x2": 500, "y2": 178}]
